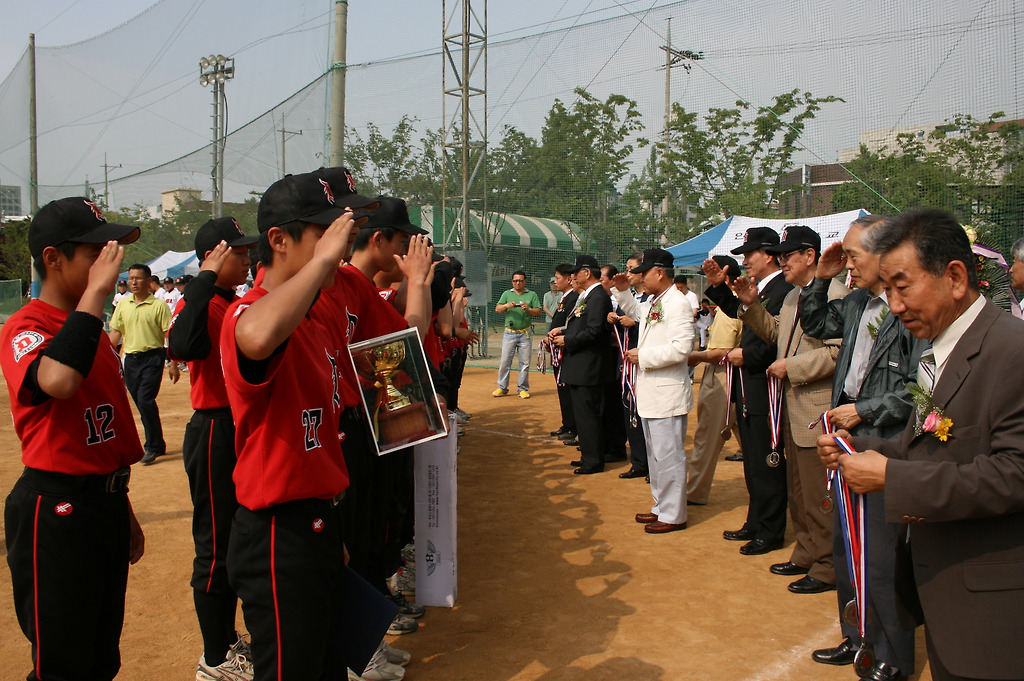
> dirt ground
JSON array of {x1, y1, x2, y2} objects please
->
[{"x1": 0, "y1": 364, "x2": 932, "y2": 681}]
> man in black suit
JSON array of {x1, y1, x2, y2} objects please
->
[
  {"x1": 549, "y1": 254, "x2": 615, "y2": 475},
  {"x1": 548, "y1": 263, "x2": 579, "y2": 443},
  {"x1": 704, "y1": 227, "x2": 793, "y2": 555}
]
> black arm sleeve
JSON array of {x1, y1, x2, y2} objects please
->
[
  {"x1": 167, "y1": 270, "x2": 218, "y2": 361},
  {"x1": 705, "y1": 283, "x2": 741, "y2": 318},
  {"x1": 799, "y1": 277, "x2": 848, "y2": 341}
]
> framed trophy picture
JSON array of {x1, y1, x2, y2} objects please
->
[{"x1": 348, "y1": 327, "x2": 448, "y2": 455}]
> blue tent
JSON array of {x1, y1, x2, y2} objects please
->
[{"x1": 666, "y1": 210, "x2": 868, "y2": 267}]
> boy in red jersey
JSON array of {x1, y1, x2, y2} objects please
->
[
  {"x1": 167, "y1": 216, "x2": 258, "y2": 680},
  {"x1": 1, "y1": 197, "x2": 145, "y2": 681},
  {"x1": 221, "y1": 172, "x2": 358, "y2": 680}
]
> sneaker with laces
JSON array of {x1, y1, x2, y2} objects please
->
[
  {"x1": 387, "y1": 613, "x2": 418, "y2": 635},
  {"x1": 197, "y1": 652, "x2": 254, "y2": 681},
  {"x1": 348, "y1": 669, "x2": 365, "y2": 681},
  {"x1": 387, "y1": 566, "x2": 415, "y2": 596},
  {"x1": 361, "y1": 648, "x2": 406, "y2": 681},
  {"x1": 518, "y1": 390, "x2": 530, "y2": 399},
  {"x1": 390, "y1": 592, "x2": 425, "y2": 618},
  {"x1": 454, "y1": 409, "x2": 471, "y2": 423},
  {"x1": 492, "y1": 387, "x2": 508, "y2": 397},
  {"x1": 380, "y1": 641, "x2": 411, "y2": 667},
  {"x1": 229, "y1": 632, "x2": 251, "y2": 660}
]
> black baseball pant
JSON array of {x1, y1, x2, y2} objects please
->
[{"x1": 5, "y1": 468, "x2": 130, "y2": 681}]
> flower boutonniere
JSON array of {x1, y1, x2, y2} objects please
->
[
  {"x1": 645, "y1": 300, "x2": 665, "y2": 325},
  {"x1": 907, "y1": 382, "x2": 953, "y2": 441},
  {"x1": 573, "y1": 301, "x2": 587, "y2": 318},
  {"x1": 760, "y1": 297, "x2": 770, "y2": 309},
  {"x1": 867, "y1": 305, "x2": 890, "y2": 340}
]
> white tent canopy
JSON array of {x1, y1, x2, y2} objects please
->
[{"x1": 120, "y1": 250, "x2": 200, "y2": 281}]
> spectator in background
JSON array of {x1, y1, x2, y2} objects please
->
[
  {"x1": 673, "y1": 274, "x2": 700, "y2": 321},
  {"x1": 695, "y1": 299, "x2": 713, "y2": 349},
  {"x1": 1011, "y1": 236, "x2": 1024, "y2": 315},
  {"x1": 155, "y1": 275, "x2": 181, "y2": 313},
  {"x1": 148, "y1": 274, "x2": 161, "y2": 295},
  {"x1": 112, "y1": 278, "x2": 129, "y2": 310},
  {"x1": 543, "y1": 276, "x2": 561, "y2": 325},
  {"x1": 493, "y1": 270, "x2": 542, "y2": 399}
]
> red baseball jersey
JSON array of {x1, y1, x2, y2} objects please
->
[
  {"x1": 221, "y1": 287, "x2": 349, "y2": 510},
  {"x1": 168, "y1": 293, "x2": 233, "y2": 409},
  {"x1": 0, "y1": 300, "x2": 143, "y2": 474}
]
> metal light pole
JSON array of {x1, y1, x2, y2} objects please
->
[{"x1": 199, "y1": 54, "x2": 235, "y2": 219}]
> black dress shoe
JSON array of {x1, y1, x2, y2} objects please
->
[
  {"x1": 686, "y1": 500, "x2": 706, "y2": 506},
  {"x1": 788, "y1": 575, "x2": 836, "y2": 594},
  {"x1": 558, "y1": 430, "x2": 578, "y2": 441},
  {"x1": 862, "y1": 661, "x2": 905, "y2": 681},
  {"x1": 725, "y1": 453, "x2": 743, "y2": 462},
  {"x1": 562, "y1": 438, "x2": 580, "y2": 446},
  {"x1": 573, "y1": 466, "x2": 604, "y2": 475},
  {"x1": 619, "y1": 468, "x2": 647, "y2": 479},
  {"x1": 723, "y1": 527, "x2": 755, "y2": 542},
  {"x1": 570, "y1": 459, "x2": 582, "y2": 467},
  {"x1": 739, "y1": 537, "x2": 784, "y2": 555},
  {"x1": 811, "y1": 637, "x2": 855, "y2": 666},
  {"x1": 550, "y1": 427, "x2": 569, "y2": 437},
  {"x1": 769, "y1": 561, "x2": 809, "y2": 576}
]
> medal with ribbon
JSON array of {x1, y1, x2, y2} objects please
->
[
  {"x1": 766, "y1": 374, "x2": 783, "y2": 467},
  {"x1": 821, "y1": 414, "x2": 874, "y2": 673},
  {"x1": 614, "y1": 323, "x2": 639, "y2": 428},
  {"x1": 720, "y1": 354, "x2": 733, "y2": 441}
]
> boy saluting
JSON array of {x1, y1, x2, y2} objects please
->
[
  {"x1": 221, "y1": 172, "x2": 356, "y2": 680},
  {"x1": 1, "y1": 197, "x2": 145, "y2": 681}
]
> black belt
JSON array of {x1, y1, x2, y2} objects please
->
[
  {"x1": 125, "y1": 347, "x2": 164, "y2": 359},
  {"x1": 21, "y1": 466, "x2": 131, "y2": 495}
]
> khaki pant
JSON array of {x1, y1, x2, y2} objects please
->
[
  {"x1": 783, "y1": 407, "x2": 834, "y2": 583},
  {"x1": 687, "y1": 361, "x2": 741, "y2": 505}
]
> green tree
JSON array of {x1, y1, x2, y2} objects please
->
[
  {"x1": 345, "y1": 117, "x2": 444, "y2": 205},
  {"x1": 658, "y1": 89, "x2": 843, "y2": 229},
  {"x1": 0, "y1": 218, "x2": 31, "y2": 294}
]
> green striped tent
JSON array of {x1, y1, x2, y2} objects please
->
[{"x1": 408, "y1": 206, "x2": 582, "y2": 251}]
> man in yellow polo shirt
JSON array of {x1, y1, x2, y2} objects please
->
[
  {"x1": 493, "y1": 270, "x2": 542, "y2": 398},
  {"x1": 110, "y1": 263, "x2": 179, "y2": 464}
]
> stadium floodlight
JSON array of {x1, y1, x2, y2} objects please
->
[{"x1": 198, "y1": 53, "x2": 235, "y2": 219}]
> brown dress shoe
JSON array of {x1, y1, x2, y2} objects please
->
[
  {"x1": 644, "y1": 520, "x2": 687, "y2": 533},
  {"x1": 635, "y1": 513, "x2": 658, "y2": 524}
]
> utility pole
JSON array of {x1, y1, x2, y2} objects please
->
[
  {"x1": 199, "y1": 55, "x2": 235, "y2": 219},
  {"x1": 279, "y1": 118, "x2": 303, "y2": 177},
  {"x1": 102, "y1": 153, "x2": 121, "y2": 208},
  {"x1": 659, "y1": 24, "x2": 702, "y2": 225},
  {"x1": 329, "y1": 0, "x2": 348, "y2": 166},
  {"x1": 28, "y1": 34, "x2": 38, "y2": 214}
]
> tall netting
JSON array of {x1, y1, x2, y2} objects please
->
[{"x1": 1, "y1": 0, "x2": 1021, "y2": 348}]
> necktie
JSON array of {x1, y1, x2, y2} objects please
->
[{"x1": 917, "y1": 343, "x2": 936, "y2": 392}]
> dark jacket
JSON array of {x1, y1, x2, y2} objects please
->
[
  {"x1": 560, "y1": 284, "x2": 614, "y2": 386},
  {"x1": 549, "y1": 290, "x2": 579, "y2": 331},
  {"x1": 799, "y1": 278, "x2": 925, "y2": 439},
  {"x1": 706, "y1": 272, "x2": 791, "y2": 416}
]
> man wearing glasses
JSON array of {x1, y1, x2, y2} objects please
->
[{"x1": 493, "y1": 270, "x2": 542, "y2": 398}]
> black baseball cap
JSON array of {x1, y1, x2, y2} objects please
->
[
  {"x1": 117, "y1": 279, "x2": 128, "y2": 285},
  {"x1": 730, "y1": 226, "x2": 780, "y2": 255},
  {"x1": 195, "y1": 216, "x2": 259, "y2": 262},
  {"x1": 361, "y1": 196, "x2": 428, "y2": 235},
  {"x1": 162, "y1": 277, "x2": 174, "y2": 284},
  {"x1": 766, "y1": 224, "x2": 821, "y2": 255},
  {"x1": 567, "y1": 254, "x2": 600, "y2": 273},
  {"x1": 711, "y1": 254, "x2": 741, "y2": 278},
  {"x1": 257, "y1": 169, "x2": 372, "y2": 232},
  {"x1": 629, "y1": 248, "x2": 674, "y2": 274},
  {"x1": 315, "y1": 167, "x2": 380, "y2": 212},
  {"x1": 29, "y1": 197, "x2": 140, "y2": 258}
]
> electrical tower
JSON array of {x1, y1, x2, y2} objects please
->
[{"x1": 441, "y1": 0, "x2": 487, "y2": 252}]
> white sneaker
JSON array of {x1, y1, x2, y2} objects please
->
[
  {"x1": 229, "y1": 633, "x2": 251, "y2": 660},
  {"x1": 197, "y1": 652, "x2": 254, "y2": 681},
  {"x1": 348, "y1": 669, "x2": 365, "y2": 681},
  {"x1": 361, "y1": 648, "x2": 406, "y2": 681},
  {"x1": 380, "y1": 640, "x2": 411, "y2": 667}
]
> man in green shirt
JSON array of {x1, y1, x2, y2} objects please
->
[
  {"x1": 109, "y1": 263, "x2": 179, "y2": 464},
  {"x1": 493, "y1": 270, "x2": 542, "y2": 398}
]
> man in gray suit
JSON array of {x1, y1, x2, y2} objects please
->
[
  {"x1": 801, "y1": 214, "x2": 924, "y2": 681},
  {"x1": 819, "y1": 208, "x2": 1024, "y2": 681}
]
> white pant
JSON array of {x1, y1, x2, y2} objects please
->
[{"x1": 642, "y1": 415, "x2": 688, "y2": 524}]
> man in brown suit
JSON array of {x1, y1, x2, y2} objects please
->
[
  {"x1": 819, "y1": 208, "x2": 1024, "y2": 681},
  {"x1": 730, "y1": 225, "x2": 848, "y2": 594}
]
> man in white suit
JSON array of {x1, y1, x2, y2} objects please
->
[{"x1": 612, "y1": 248, "x2": 695, "y2": 533}]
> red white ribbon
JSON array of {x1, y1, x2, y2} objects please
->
[
  {"x1": 767, "y1": 374, "x2": 783, "y2": 451},
  {"x1": 822, "y1": 415, "x2": 869, "y2": 642},
  {"x1": 615, "y1": 323, "x2": 638, "y2": 419}
]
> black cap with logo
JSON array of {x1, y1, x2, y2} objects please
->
[
  {"x1": 629, "y1": 247, "x2": 675, "y2": 274},
  {"x1": 257, "y1": 168, "x2": 376, "y2": 232},
  {"x1": 730, "y1": 226, "x2": 780, "y2": 255},
  {"x1": 361, "y1": 196, "x2": 428, "y2": 235},
  {"x1": 766, "y1": 224, "x2": 821, "y2": 255},
  {"x1": 195, "y1": 216, "x2": 259, "y2": 262},
  {"x1": 29, "y1": 197, "x2": 140, "y2": 258},
  {"x1": 567, "y1": 254, "x2": 601, "y2": 274}
]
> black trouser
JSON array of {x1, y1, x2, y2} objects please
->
[
  {"x1": 602, "y1": 380, "x2": 628, "y2": 461},
  {"x1": 183, "y1": 407, "x2": 240, "y2": 666},
  {"x1": 5, "y1": 468, "x2": 131, "y2": 681},
  {"x1": 229, "y1": 499, "x2": 345, "y2": 681},
  {"x1": 735, "y1": 408, "x2": 788, "y2": 542},
  {"x1": 556, "y1": 382, "x2": 576, "y2": 431},
  {"x1": 625, "y1": 403, "x2": 648, "y2": 474},
  {"x1": 569, "y1": 383, "x2": 605, "y2": 470},
  {"x1": 446, "y1": 347, "x2": 468, "y2": 411},
  {"x1": 123, "y1": 348, "x2": 166, "y2": 455}
]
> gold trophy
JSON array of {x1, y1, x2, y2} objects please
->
[{"x1": 373, "y1": 341, "x2": 413, "y2": 410}]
